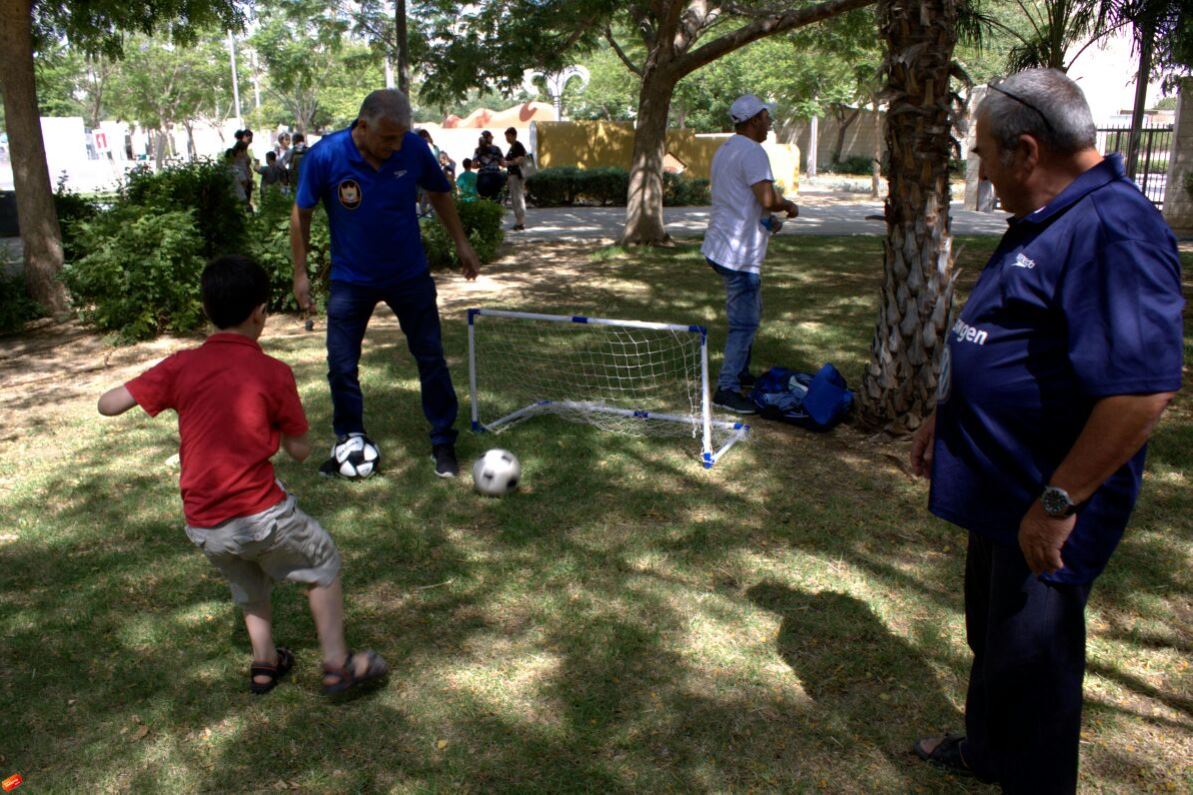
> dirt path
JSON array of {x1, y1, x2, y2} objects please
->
[{"x1": 0, "y1": 242, "x2": 600, "y2": 448}]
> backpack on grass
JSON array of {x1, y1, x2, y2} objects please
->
[{"x1": 749, "y1": 364, "x2": 854, "y2": 431}]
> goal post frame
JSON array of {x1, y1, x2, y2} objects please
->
[{"x1": 467, "y1": 307, "x2": 749, "y2": 468}]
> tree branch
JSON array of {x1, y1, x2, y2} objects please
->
[
  {"x1": 606, "y1": 26, "x2": 643, "y2": 76},
  {"x1": 675, "y1": 0, "x2": 877, "y2": 78}
]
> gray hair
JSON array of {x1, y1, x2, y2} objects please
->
[
  {"x1": 358, "y1": 89, "x2": 412, "y2": 128},
  {"x1": 979, "y1": 68, "x2": 1095, "y2": 162}
]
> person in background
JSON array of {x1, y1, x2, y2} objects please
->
[
  {"x1": 502, "y1": 127, "x2": 528, "y2": 231},
  {"x1": 256, "y1": 151, "x2": 289, "y2": 195},
  {"x1": 439, "y1": 149, "x2": 457, "y2": 193},
  {"x1": 473, "y1": 130, "x2": 505, "y2": 202},
  {"x1": 456, "y1": 158, "x2": 478, "y2": 203}
]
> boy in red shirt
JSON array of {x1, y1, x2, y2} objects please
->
[{"x1": 98, "y1": 255, "x2": 387, "y2": 696}]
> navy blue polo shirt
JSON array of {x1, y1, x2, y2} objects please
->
[
  {"x1": 930, "y1": 155, "x2": 1183, "y2": 584},
  {"x1": 295, "y1": 124, "x2": 451, "y2": 286}
]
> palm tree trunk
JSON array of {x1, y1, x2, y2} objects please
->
[
  {"x1": 859, "y1": 0, "x2": 960, "y2": 433},
  {"x1": 0, "y1": 0, "x2": 68, "y2": 313}
]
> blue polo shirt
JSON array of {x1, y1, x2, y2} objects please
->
[
  {"x1": 929, "y1": 155, "x2": 1183, "y2": 584},
  {"x1": 295, "y1": 124, "x2": 451, "y2": 286}
]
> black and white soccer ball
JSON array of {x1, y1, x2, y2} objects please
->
[
  {"x1": 331, "y1": 434, "x2": 380, "y2": 479},
  {"x1": 471, "y1": 449, "x2": 521, "y2": 496}
]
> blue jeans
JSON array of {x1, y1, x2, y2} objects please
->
[
  {"x1": 708, "y1": 259, "x2": 761, "y2": 391},
  {"x1": 325, "y1": 273, "x2": 458, "y2": 446}
]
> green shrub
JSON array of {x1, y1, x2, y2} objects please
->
[
  {"x1": 420, "y1": 199, "x2": 506, "y2": 270},
  {"x1": 62, "y1": 207, "x2": 207, "y2": 342},
  {"x1": 246, "y1": 188, "x2": 332, "y2": 312},
  {"x1": 580, "y1": 167, "x2": 630, "y2": 206},
  {"x1": 664, "y1": 172, "x2": 710, "y2": 206},
  {"x1": 53, "y1": 187, "x2": 100, "y2": 265},
  {"x1": 527, "y1": 166, "x2": 711, "y2": 207},
  {"x1": 123, "y1": 160, "x2": 248, "y2": 259},
  {"x1": 526, "y1": 167, "x2": 585, "y2": 206},
  {"x1": 0, "y1": 271, "x2": 45, "y2": 333},
  {"x1": 825, "y1": 156, "x2": 875, "y2": 175}
]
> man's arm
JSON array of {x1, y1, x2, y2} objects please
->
[
  {"x1": 751, "y1": 181, "x2": 799, "y2": 217},
  {"x1": 98, "y1": 385, "x2": 138, "y2": 416},
  {"x1": 1019, "y1": 392, "x2": 1175, "y2": 575},
  {"x1": 426, "y1": 192, "x2": 480, "y2": 280},
  {"x1": 290, "y1": 204, "x2": 317, "y2": 313},
  {"x1": 281, "y1": 432, "x2": 312, "y2": 462}
]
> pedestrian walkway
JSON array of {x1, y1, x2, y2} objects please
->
[{"x1": 505, "y1": 194, "x2": 1010, "y2": 242}]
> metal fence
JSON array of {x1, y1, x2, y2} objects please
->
[{"x1": 1096, "y1": 125, "x2": 1174, "y2": 208}]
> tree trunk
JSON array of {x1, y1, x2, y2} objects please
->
[
  {"x1": 1125, "y1": 18, "x2": 1154, "y2": 182},
  {"x1": 859, "y1": 0, "x2": 960, "y2": 434},
  {"x1": 871, "y1": 98, "x2": 881, "y2": 198},
  {"x1": 832, "y1": 105, "x2": 862, "y2": 163},
  {"x1": 395, "y1": 0, "x2": 410, "y2": 94},
  {"x1": 0, "y1": 0, "x2": 68, "y2": 313},
  {"x1": 621, "y1": 67, "x2": 677, "y2": 245}
]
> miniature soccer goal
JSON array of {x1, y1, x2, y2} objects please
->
[{"x1": 467, "y1": 308, "x2": 749, "y2": 468}]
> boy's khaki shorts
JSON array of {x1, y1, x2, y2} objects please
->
[{"x1": 185, "y1": 492, "x2": 341, "y2": 609}]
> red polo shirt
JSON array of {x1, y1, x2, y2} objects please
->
[{"x1": 126, "y1": 333, "x2": 309, "y2": 527}]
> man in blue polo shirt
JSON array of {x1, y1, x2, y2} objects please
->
[
  {"x1": 290, "y1": 89, "x2": 480, "y2": 478},
  {"x1": 909, "y1": 69, "x2": 1182, "y2": 792}
]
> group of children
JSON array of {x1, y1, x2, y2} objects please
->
[{"x1": 99, "y1": 256, "x2": 387, "y2": 698}]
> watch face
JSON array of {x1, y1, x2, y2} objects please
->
[{"x1": 1042, "y1": 487, "x2": 1072, "y2": 517}]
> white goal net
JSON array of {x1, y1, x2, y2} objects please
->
[{"x1": 467, "y1": 308, "x2": 749, "y2": 467}]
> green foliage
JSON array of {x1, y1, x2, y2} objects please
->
[
  {"x1": 420, "y1": 200, "x2": 506, "y2": 270},
  {"x1": 123, "y1": 161, "x2": 248, "y2": 259},
  {"x1": 663, "y1": 172, "x2": 710, "y2": 206},
  {"x1": 61, "y1": 208, "x2": 207, "y2": 342},
  {"x1": 53, "y1": 186, "x2": 101, "y2": 265},
  {"x1": 245, "y1": 188, "x2": 332, "y2": 312},
  {"x1": 826, "y1": 156, "x2": 876, "y2": 175},
  {"x1": 0, "y1": 272, "x2": 45, "y2": 333},
  {"x1": 526, "y1": 167, "x2": 709, "y2": 206},
  {"x1": 525, "y1": 167, "x2": 586, "y2": 206}
]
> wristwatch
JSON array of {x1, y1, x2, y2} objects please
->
[{"x1": 1041, "y1": 485, "x2": 1078, "y2": 518}]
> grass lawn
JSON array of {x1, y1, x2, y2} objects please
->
[{"x1": 0, "y1": 235, "x2": 1189, "y2": 793}]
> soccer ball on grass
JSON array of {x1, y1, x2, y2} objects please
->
[
  {"x1": 472, "y1": 449, "x2": 521, "y2": 496},
  {"x1": 330, "y1": 433, "x2": 380, "y2": 479}
]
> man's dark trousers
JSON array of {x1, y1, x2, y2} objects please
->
[
  {"x1": 325, "y1": 271, "x2": 459, "y2": 446},
  {"x1": 960, "y1": 531, "x2": 1092, "y2": 793}
]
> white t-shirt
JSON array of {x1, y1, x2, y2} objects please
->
[{"x1": 701, "y1": 134, "x2": 774, "y2": 272}]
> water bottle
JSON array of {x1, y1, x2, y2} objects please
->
[{"x1": 760, "y1": 214, "x2": 783, "y2": 235}]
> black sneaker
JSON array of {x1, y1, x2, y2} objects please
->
[
  {"x1": 739, "y1": 372, "x2": 758, "y2": 388},
  {"x1": 431, "y1": 443, "x2": 459, "y2": 478},
  {"x1": 319, "y1": 456, "x2": 341, "y2": 478},
  {"x1": 713, "y1": 388, "x2": 757, "y2": 415}
]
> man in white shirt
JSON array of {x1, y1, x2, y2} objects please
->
[{"x1": 702, "y1": 94, "x2": 799, "y2": 414}]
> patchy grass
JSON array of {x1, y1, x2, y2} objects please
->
[{"x1": 0, "y1": 236, "x2": 1188, "y2": 793}]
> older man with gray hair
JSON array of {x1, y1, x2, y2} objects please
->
[
  {"x1": 909, "y1": 69, "x2": 1183, "y2": 792},
  {"x1": 291, "y1": 88, "x2": 481, "y2": 479}
]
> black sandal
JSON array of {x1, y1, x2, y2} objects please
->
[
  {"x1": 322, "y1": 650, "x2": 388, "y2": 697},
  {"x1": 913, "y1": 734, "x2": 993, "y2": 781},
  {"x1": 249, "y1": 647, "x2": 295, "y2": 695}
]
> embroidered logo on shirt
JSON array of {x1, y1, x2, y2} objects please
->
[
  {"x1": 951, "y1": 318, "x2": 988, "y2": 346},
  {"x1": 1012, "y1": 252, "x2": 1036, "y2": 269},
  {"x1": 394, "y1": 170, "x2": 407, "y2": 179},
  {"x1": 338, "y1": 179, "x2": 362, "y2": 210}
]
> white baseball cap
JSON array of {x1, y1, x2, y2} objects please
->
[{"x1": 729, "y1": 95, "x2": 773, "y2": 124}]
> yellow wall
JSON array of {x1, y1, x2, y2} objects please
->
[{"x1": 531, "y1": 121, "x2": 800, "y2": 193}]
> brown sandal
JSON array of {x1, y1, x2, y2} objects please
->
[
  {"x1": 322, "y1": 650, "x2": 388, "y2": 696},
  {"x1": 249, "y1": 647, "x2": 294, "y2": 695}
]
